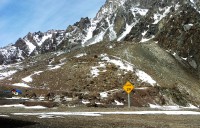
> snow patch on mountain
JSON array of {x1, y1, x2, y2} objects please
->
[
  {"x1": 100, "y1": 54, "x2": 157, "y2": 85},
  {"x1": 0, "y1": 70, "x2": 17, "y2": 80},
  {"x1": 88, "y1": 30, "x2": 107, "y2": 46},
  {"x1": 82, "y1": 99, "x2": 90, "y2": 105},
  {"x1": 91, "y1": 62, "x2": 106, "y2": 77},
  {"x1": 22, "y1": 75, "x2": 32, "y2": 83},
  {"x1": 100, "y1": 92, "x2": 108, "y2": 98},
  {"x1": 119, "y1": 0, "x2": 127, "y2": 6},
  {"x1": 23, "y1": 39, "x2": 36, "y2": 55},
  {"x1": 48, "y1": 62, "x2": 65, "y2": 70},
  {"x1": 75, "y1": 53, "x2": 87, "y2": 58},
  {"x1": 22, "y1": 71, "x2": 43, "y2": 83},
  {"x1": 117, "y1": 7, "x2": 148, "y2": 41},
  {"x1": 140, "y1": 35, "x2": 155, "y2": 43},
  {"x1": 100, "y1": 89, "x2": 119, "y2": 99},
  {"x1": 96, "y1": 0, "x2": 125, "y2": 19},
  {"x1": 54, "y1": 51, "x2": 65, "y2": 56},
  {"x1": 0, "y1": 61, "x2": 24, "y2": 80},
  {"x1": 190, "y1": 0, "x2": 195, "y2": 4},
  {"x1": 17, "y1": 48, "x2": 25, "y2": 60},
  {"x1": 102, "y1": 55, "x2": 134, "y2": 72},
  {"x1": 12, "y1": 83, "x2": 30, "y2": 88},
  {"x1": 82, "y1": 19, "x2": 98, "y2": 45},
  {"x1": 106, "y1": 16, "x2": 117, "y2": 41},
  {"x1": 117, "y1": 22, "x2": 138, "y2": 41},
  {"x1": 34, "y1": 33, "x2": 53, "y2": 46},
  {"x1": 136, "y1": 70, "x2": 156, "y2": 86},
  {"x1": 153, "y1": 6, "x2": 172, "y2": 24},
  {"x1": 114, "y1": 100, "x2": 124, "y2": 105},
  {"x1": 142, "y1": 30, "x2": 148, "y2": 36},
  {"x1": 0, "y1": 45, "x2": 18, "y2": 61},
  {"x1": 130, "y1": 7, "x2": 149, "y2": 16}
]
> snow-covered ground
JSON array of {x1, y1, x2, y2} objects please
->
[
  {"x1": 12, "y1": 110, "x2": 200, "y2": 118},
  {"x1": 0, "y1": 114, "x2": 9, "y2": 117},
  {"x1": 0, "y1": 104, "x2": 46, "y2": 109},
  {"x1": 149, "y1": 104, "x2": 199, "y2": 110},
  {"x1": 5, "y1": 97, "x2": 29, "y2": 100}
]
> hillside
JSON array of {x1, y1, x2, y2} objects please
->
[{"x1": 0, "y1": 40, "x2": 199, "y2": 107}]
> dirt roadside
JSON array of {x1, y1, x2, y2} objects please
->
[{"x1": 0, "y1": 107, "x2": 200, "y2": 128}]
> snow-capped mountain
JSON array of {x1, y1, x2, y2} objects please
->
[
  {"x1": 0, "y1": 0, "x2": 149, "y2": 64},
  {"x1": 15, "y1": 30, "x2": 65, "y2": 55},
  {"x1": 0, "y1": 30, "x2": 65, "y2": 64},
  {"x1": 1, "y1": 0, "x2": 200, "y2": 69}
]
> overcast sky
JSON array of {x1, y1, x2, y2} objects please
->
[{"x1": 0, "y1": 0, "x2": 106, "y2": 47}]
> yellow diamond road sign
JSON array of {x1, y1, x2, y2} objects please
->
[{"x1": 123, "y1": 81, "x2": 134, "y2": 94}]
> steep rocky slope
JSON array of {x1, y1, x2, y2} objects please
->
[
  {"x1": 124, "y1": 0, "x2": 200, "y2": 76},
  {"x1": 0, "y1": 40, "x2": 199, "y2": 107}
]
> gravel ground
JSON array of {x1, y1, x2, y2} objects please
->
[{"x1": 0, "y1": 107, "x2": 200, "y2": 128}]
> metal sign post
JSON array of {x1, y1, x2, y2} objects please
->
[
  {"x1": 123, "y1": 81, "x2": 134, "y2": 108},
  {"x1": 128, "y1": 93, "x2": 130, "y2": 108}
]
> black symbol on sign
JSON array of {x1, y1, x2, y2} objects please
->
[{"x1": 127, "y1": 88, "x2": 131, "y2": 91}]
